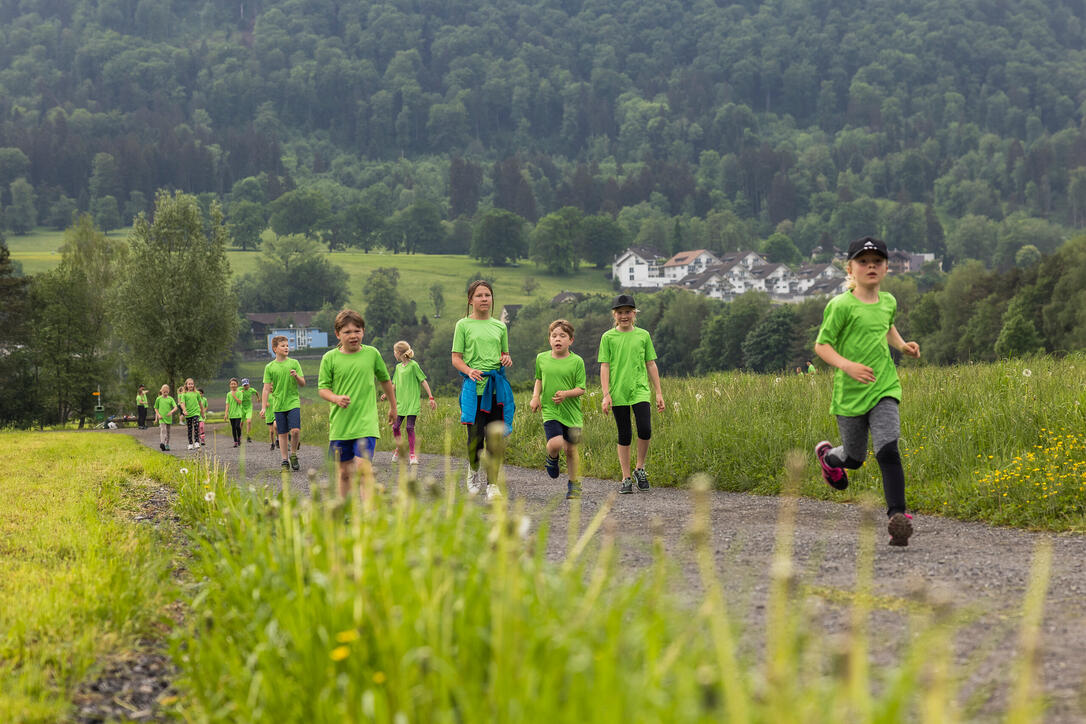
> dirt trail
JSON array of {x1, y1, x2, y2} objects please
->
[{"x1": 122, "y1": 425, "x2": 1086, "y2": 722}]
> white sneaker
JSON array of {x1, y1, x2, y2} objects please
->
[
  {"x1": 465, "y1": 469, "x2": 482, "y2": 496},
  {"x1": 187, "y1": 444, "x2": 193, "y2": 450},
  {"x1": 409, "y1": 455, "x2": 419, "y2": 465},
  {"x1": 194, "y1": 442, "x2": 200, "y2": 449},
  {"x1": 486, "y1": 483, "x2": 502, "y2": 501},
  {"x1": 391, "y1": 450, "x2": 399, "y2": 463}
]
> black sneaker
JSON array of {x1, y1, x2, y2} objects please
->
[
  {"x1": 290, "y1": 454, "x2": 299, "y2": 471},
  {"x1": 619, "y1": 477, "x2": 634, "y2": 494},
  {"x1": 566, "y1": 481, "x2": 582, "y2": 499},
  {"x1": 634, "y1": 468, "x2": 649, "y2": 491},
  {"x1": 159, "y1": 443, "x2": 165, "y2": 451},
  {"x1": 888, "y1": 513, "x2": 914, "y2": 547},
  {"x1": 270, "y1": 443, "x2": 276, "y2": 451},
  {"x1": 545, "y1": 455, "x2": 560, "y2": 479},
  {"x1": 281, "y1": 459, "x2": 290, "y2": 471},
  {"x1": 247, "y1": 437, "x2": 252, "y2": 442}
]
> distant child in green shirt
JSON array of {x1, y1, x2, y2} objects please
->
[
  {"x1": 318, "y1": 310, "x2": 397, "y2": 498},
  {"x1": 136, "y1": 385, "x2": 149, "y2": 429},
  {"x1": 225, "y1": 378, "x2": 244, "y2": 447},
  {"x1": 814, "y1": 236, "x2": 921, "y2": 547},
  {"x1": 153, "y1": 384, "x2": 177, "y2": 451},
  {"x1": 178, "y1": 378, "x2": 205, "y2": 450},
  {"x1": 530, "y1": 319, "x2": 586, "y2": 500},
  {"x1": 240, "y1": 378, "x2": 259, "y2": 442},
  {"x1": 386, "y1": 340, "x2": 436, "y2": 465},
  {"x1": 263, "y1": 335, "x2": 306, "y2": 472},
  {"x1": 599, "y1": 294, "x2": 665, "y2": 495}
]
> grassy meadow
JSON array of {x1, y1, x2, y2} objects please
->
[
  {"x1": 291, "y1": 353, "x2": 1086, "y2": 532},
  {"x1": 0, "y1": 433, "x2": 180, "y2": 720},
  {"x1": 6, "y1": 226, "x2": 614, "y2": 320}
]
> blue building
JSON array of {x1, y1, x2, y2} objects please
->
[{"x1": 266, "y1": 327, "x2": 328, "y2": 356}]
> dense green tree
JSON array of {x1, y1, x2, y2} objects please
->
[
  {"x1": 994, "y1": 313, "x2": 1044, "y2": 358},
  {"x1": 233, "y1": 234, "x2": 350, "y2": 312},
  {"x1": 429, "y1": 282, "x2": 445, "y2": 319},
  {"x1": 6, "y1": 178, "x2": 36, "y2": 234},
  {"x1": 0, "y1": 236, "x2": 36, "y2": 427},
  {"x1": 578, "y1": 214, "x2": 626, "y2": 269},
  {"x1": 652, "y1": 290, "x2": 713, "y2": 376},
  {"x1": 334, "y1": 202, "x2": 382, "y2": 252},
  {"x1": 694, "y1": 292, "x2": 771, "y2": 372},
  {"x1": 362, "y1": 267, "x2": 408, "y2": 341},
  {"x1": 472, "y1": 209, "x2": 527, "y2": 266},
  {"x1": 228, "y1": 200, "x2": 267, "y2": 251},
  {"x1": 112, "y1": 192, "x2": 239, "y2": 395},
  {"x1": 742, "y1": 305, "x2": 798, "y2": 373},
  {"x1": 760, "y1": 232, "x2": 801, "y2": 265},
  {"x1": 47, "y1": 196, "x2": 78, "y2": 231},
  {"x1": 530, "y1": 207, "x2": 582, "y2": 275},
  {"x1": 269, "y1": 188, "x2": 332, "y2": 239},
  {"x1": 0, "y1": 149, "x2": 30, "y2": 204},
  {"x1": 91, "y1": 195, "x2": 122, "y2": 232}
]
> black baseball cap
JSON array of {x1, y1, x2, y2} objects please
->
[
  {"x1": 611, "y1": 294, "x2": 637, "y2": 309},
  {"x1": 846, "y1": 236, "x2": 888, "y2": 260}
]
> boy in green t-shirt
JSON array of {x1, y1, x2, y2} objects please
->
[
  {"x1": 262, "y1": 335, "x2": 306, "y2": 471},
  {"x1": 530, "y1": 319, "x2": 586, "y2": 500},
  {"x1": 318, "y1": 310, "x2": 397, "y2": 498},
  {"x1": 225, "y1": 378, "x2": 244, "y2": 447},
  {"x1": 153, "y1": 384, "x2": 177, "y2": 451},
  {"x1": 598, "y1": 294, "x2": 665, "y2": 495}
]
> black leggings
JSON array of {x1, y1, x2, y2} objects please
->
[
  {"x1": 186, "y1": 415, "x2": 200, "y2": 444},
  {"x1": 230, "y1": 417, "x2": 242, "y2": 444},
  {"x1": 467, "y1": 396, "x2": 505, "y2": 471},
  {"x1": 612, "y1": 401, "x2": 652, "y2": 446},
  {"x1": 137, "y1": 406, "x2": 147, "y2": 428}
]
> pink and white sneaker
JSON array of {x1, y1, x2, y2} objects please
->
[{"x1": 815, "y1": 441, "x2": 848, "y2": 490}]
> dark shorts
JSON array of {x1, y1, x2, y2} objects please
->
[
  {"x1": 273, "y1": 407, "x2": 301, "y2": 432},
  {"x1": 328, "y1": 438, "x2": 377, "y2": 463},
  {"x1": 543, "y1": 420, "x2": 582, "y2": 444}
]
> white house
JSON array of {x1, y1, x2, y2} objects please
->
[
  {"x1": 661, "y1": 249, "x2": 720, "y2": 282},
  {"x1": 612, "y1": 246, "x2": 667, "y2": 288}
]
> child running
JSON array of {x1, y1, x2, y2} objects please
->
[
  {"x1": 388, "y1": 340, "x2": 436, "y2": 465},
  {"x1": 262, "y1": 335, "x2": 305, "y2": 471},
  {"x1": 451, "y1": 280, "x2": 515, "y2": 500},
  {"x1": 153, "y1": 384, "x2": 177, "y2": 451},
  {"x1": 814, "y1": 236, "x2": 921, "y2": 547},
  {"x1": 530, "y1": 319, "x2": 586, "y2": 500},
  {"x1": 225, "y1": 378, "x2": 244, "y2": 447},
  {"x1": 240, "y1": 378, "x2": 259, "y2": 442},
  {"x1": 178, "y1": 378, "x2": 205, "y2": 450},
  {"x1": 318, "y1": 310, "x2": 397, "y2": 498},
  {"x1": 599, "y1": 294, "x2": 665, "y2": 494}
]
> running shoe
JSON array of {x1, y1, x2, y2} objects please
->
[
  {"x1": 545, "y1": 455, "x2": 560, "y2": 479},
  {"x1": 270, "y1": 442, "x2": 275, "y2": 451},
  {"x1": 159, "y1": 443, "x2": 165, "y2": 451},
  {"x1": 187, "y1": 444, "x2": 193, "y2": 450},
  {"x1": 566, "y1": 482, "x2": 582, "y2": 500},
  {"x1": 634, "y1": 468, "x2": 649, "y2": 491},
  {"x1": 391, "y1": 450, "x2": 399, "y2": 463},
  {"x1": 281, "y1": 460, "x2": 290, "y2": 471},
  {"x1": 619, "y1": 477, "x2": 634, "y2": 494},
  {"x1": 409, "y1": 455, "x2": 419, "y2": 465},
  {"x1": 815, "y1": 441, "x2": 848, "y2": 491},
  {"x1": 465, "y1": 469, "x2": 482, "y2": 496},
  {"x1": 888, "y1": 513, "x2": 914, "y2": 547},
  {"x1": 486, "y1": 483, "x2": 502, "y2": 501},
  {"x1": 290, "y1": 454, "x2": 299, "y2": 471}
]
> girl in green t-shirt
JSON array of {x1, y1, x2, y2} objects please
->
[
  {"x1": 388, "y1": 340, "x2": 436, "y2": 465},
  {"x1": 598, "y1": 294, "x2": 665, "y2": 495},
  {"x1": 451, "y1": 280, "x2": 514, "y2": 500},
  {"x1": 225, "y1": 378, "x2": 245, "y2": 447},
  {"x1": 813, "y1": 236, "x2": 921, "y2": 547},
  {"x1": 178, "y1": 378, "x2": 205, "y2": 449},
  {"x1": 153, "y1": 384, "x2": 177, "y2": 451}
]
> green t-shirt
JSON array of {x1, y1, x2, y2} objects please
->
[
  {"x1": 815, "y1": 291, "x2": 902, "y2": 417},
  {"x1": 318, "y1": 345, "x2": 391, "y2": 440},
  {"x1": 136, "y1": 391, "x2": 147, "y2": 406},
  {"x1": 153, "y1": 395, "x2": 175, "y2": 420},
  {"x1": 392, "y1": 360, "x2": 427, "y2": 416},
  {"x1": 597, "y1": 327, "x2": 657, "y2": 406},
  {"x1": 198, "y1": 394, "x2": 208, "y2": 421},
  {"x1": 452, "y1": 317, "x2": 508, "y2": 396},
  {"x1": 178, "y1": 390, "x2": 202, "y2": 419},
  {"x1": 263, "y1": 357, "x2": 304, "y2": 413},
  {"x1": 241, "y1": 386, "x2": 259, "y2": 411},
  {"x1": 226, "y1": 389, "x2": 244, "y2": 418},
  {"x1": 534, "y1": 351, "x2": 586, "y2": 427}
]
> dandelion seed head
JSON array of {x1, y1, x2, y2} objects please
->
[{"x1": 204, "y1": 491, "x2": 215, "y2": 502}]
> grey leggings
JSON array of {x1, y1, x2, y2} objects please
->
[{"x1": 825, "y1": 397, "x2": 906, "y2": 517}]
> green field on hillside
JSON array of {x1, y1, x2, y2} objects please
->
[{"x1": 7, "y1": 227, "x2": 614, "y2": 317}]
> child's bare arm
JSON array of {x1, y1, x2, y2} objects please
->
[
  {"x1": 814, "y1": 342, "x2": 875, "y2": 383},
  {"x1": 380, "y1": 380, "x2": 397, "y2": 424},
  {"x1": 646, "y1": 360, "x2": 665, "y2": 411},
  {"x1": 600, "y1": 362, "x2": 612, "y2": 413},
  {"x1": 530, "y1": 379, "x2": 543, "y2": 412},
  {"x1": 261, "y1": 383, "x2": 273, "y2": 416},
  {"x1": 887, "y1": 325, "x2": 920, "y2": 358},
  {"x1": 421, "y1": 380, "x2": 436, "y2": 410}
]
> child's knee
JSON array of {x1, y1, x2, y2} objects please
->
[{"x1": 875, "y1": 440, "x2": 901, "y2": 467}]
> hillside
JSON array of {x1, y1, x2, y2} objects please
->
[{"x1": 0, "y1": 0, "x2": 1084, "y2": 269}]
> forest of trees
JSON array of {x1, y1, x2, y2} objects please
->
[{"x1": 1, "y1": 0, "x2": 1086, "y2": 270}]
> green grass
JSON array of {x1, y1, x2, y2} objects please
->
[
  {"x1": 0, "y1": 432, "x2": 181, "y2": 720},
  {"x1": 293, "y1": 354, "x2": 1086, "y2": 532},
  {"x1": 165, "y1": 446, "x2": 1052, "y2": 721}
]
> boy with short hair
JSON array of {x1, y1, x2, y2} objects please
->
[
  {"x1": 318, "y1": 310, "x2": 397, "y2": 498},
  {"x1": 530, "y1": 319, "x2": 586, "y2": 499},
  {"x1": 262, "y1": 335, "x2": 306, "y2": 471}
]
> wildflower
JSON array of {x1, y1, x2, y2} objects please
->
[
  {"x1": 372, "y1": 671, "x2": 387, "y2": 684},
  {"x1": 180, "y1": 467, "x2": 189, "y2": 475},
  {"x1": 330, "y1": 646, "x2": 350, "y2": 662},
  {"x1": 517, "y1": 515, "x2": 531, "y2": 540},
  {"x1": 204, "y1": 491, "x2": 215, "y2": 503},
  {"x1": 335, "y1": 629, "x2": 360, "y2": 643},
  {"x1": 1023, "y1": 368, "x2": 1032, "y2": 377},
  {"x1": 695, "y1": 393, "x2": 703, "y2": 402},
  {"x1": 774, "y1": 377, "x2": 782, "y2": 383}
]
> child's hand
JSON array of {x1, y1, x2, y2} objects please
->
[
  {"x1": 379, "y1": 393, "x2": 387, "y2": 401},
  {"x1": 530, "y1": 395, "x2": 541, "y2": 413},
  {"x1": 467, "y1": 368, "x2": 483, "y2": 382},
  {"x1": 901, "y1": 341, "x2": 921, "y2": 358},
  {"x1": 259, "y1": 409, "x2": 265, "y2": 418},
  {"x1": 387, "y1": 408, "x2": 397, "y2": 425},
  {"x1": 656, "y1": 392, "x2": 665, "y2": 412},
  {"x1": 335, "y1": 394, "x2": 350, "y2": 409},
  {"x1": 499, "y1": 352, "x2": 513, "y2": 368},
  {"x1": 601, "y1": 393, "x2": 612, "y2": 414},
  {"x1": 428, "y1": 397, "x2": 436, "y2": 411},
  {"x1": 843, "y1": 361, "x2": 876, "y2": 384},
  {"x1": 289, "y1": 369, "x2": 299, "y2": 378},
  {"x1": 551, "y1": 390, "x2": 567, "y2": 404}
]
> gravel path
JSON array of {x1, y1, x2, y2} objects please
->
[{"x1": 122, "y1": 425, "x2": 1086, "y2": 721}]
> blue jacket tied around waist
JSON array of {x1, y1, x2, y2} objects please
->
[{"x1": 459, "y1": 368, "x2": 515, "y2": 435}]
